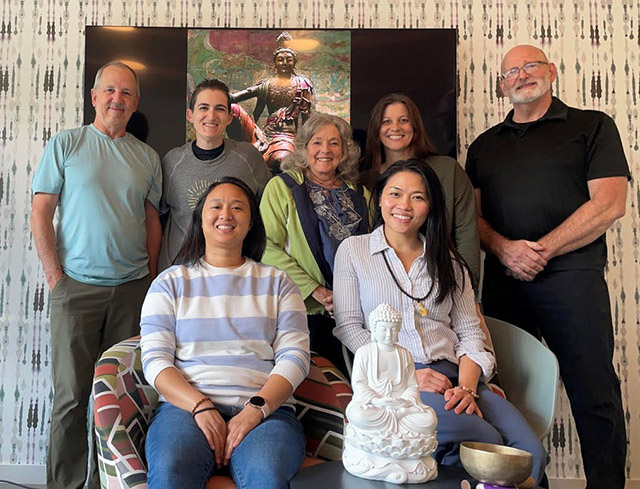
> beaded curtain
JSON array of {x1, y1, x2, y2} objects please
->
[{"x1": 0, "y1": 0, "x2": 637, "y2": 482}]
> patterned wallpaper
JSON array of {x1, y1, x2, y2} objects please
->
[{"x1": 0, "y1": 0, "x2": 637, "y2": 482}]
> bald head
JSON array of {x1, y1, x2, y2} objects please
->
[
  {"x1": 499, "y1": 44, "x2": 556, "y2": 120},
  {"x1": 501, "y1": 45, "x2": 549, "y2": 73}
]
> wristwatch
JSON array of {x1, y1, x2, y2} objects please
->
[{"x1": 244, "y1": 395, "x2": 270, "y2": 419}]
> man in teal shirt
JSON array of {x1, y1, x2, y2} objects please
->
[{"x1": 30, "y1": 61, "x2": 162, "y2": 489}]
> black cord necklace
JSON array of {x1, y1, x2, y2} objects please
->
[{"x1": 381, "y1": 250, "x2": 431, "y2": 317}]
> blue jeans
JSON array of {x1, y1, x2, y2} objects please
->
[
  {"x1": 417, "y1": 360, "x2": 547, "y2": 485},
  {"x1": 146, "y1": 402, "x2": 305, "y2": 489}
]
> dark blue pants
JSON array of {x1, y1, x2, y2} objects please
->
[
  {"x1": 307, "y1": 313, "x2": 349, "y2": 378},
  {"x1": 482, "y1": 267, "x2": 627, "y2": 489},
  {"x1": 418, "y1": 361, "x2": 547, "y2": 485}
]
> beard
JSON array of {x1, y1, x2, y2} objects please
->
[{"x1": 506, "y1": 76, "x2": 551, "y2": 104}]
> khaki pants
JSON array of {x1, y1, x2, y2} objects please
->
[{"x1": 47, "y1": 274, "x2": 151, "y2": 489}]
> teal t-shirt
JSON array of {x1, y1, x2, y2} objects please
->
[{"x1": 32, "y1": 124, "x2": 162, "y2": 285}]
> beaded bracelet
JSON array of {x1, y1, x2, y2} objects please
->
[
  {"x1": 192, "y1": 406, "x2": 217, "y2": 418},
  {"x1": 455, "y1": 385, "x2": 480, "y2": 399},
  {"x1": 191, "y1": 397, "x2": 212, "y2": 414}
]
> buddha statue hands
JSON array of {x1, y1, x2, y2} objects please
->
[
  {"x1": 370, "y1": 396, "x2": 412, "y2": 408},
  {"x1": 343, "y1": 303, "x2": 439, "y2": 484}
]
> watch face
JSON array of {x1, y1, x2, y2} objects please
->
[{"x1": 250, "y1": 396, "x2": 266, "y2": 407}]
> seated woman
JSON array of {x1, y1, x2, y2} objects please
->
[
  {"x1": 348, "y1": 303, "x2": 436, "y2": 437},
  {"x1": 260, "y1": 113, "x2": 370, "y2": 376},
  {"x1": 334, "y1": 160, "x2": 546, "y2": 488},
  {"x1": 140, "y1": 177, "x2": 310, "y2": 489}
]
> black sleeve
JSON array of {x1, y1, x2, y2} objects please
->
[
  {"x1": 464, "y1": 140, "x2": 480, "y2": 189},
  {"x1": 586, "y1": 114, "x2": 631, "y2": 181}
]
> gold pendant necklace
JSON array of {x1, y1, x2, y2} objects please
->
[{"x1": 382, "y1": 251, "x2": 431, "y2": 318}]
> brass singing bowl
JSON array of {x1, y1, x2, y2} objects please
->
[{"x1": 460, "y1": 441, "x2": 533, "y2": 486}]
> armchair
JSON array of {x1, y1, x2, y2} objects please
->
[{"x1": 93, "y1": 336, "x2": 352, "y2": 488}]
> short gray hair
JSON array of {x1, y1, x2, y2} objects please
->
[
  {"x1": 280, "y1": 113, "x2": 361, "y2": 183},
  {"x1": 93, "y1": 61, "x2": 140, "y2": 98}
]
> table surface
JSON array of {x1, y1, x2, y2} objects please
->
[{"x1": 290, "y1": 460, "x2": 476, "y2": 489}]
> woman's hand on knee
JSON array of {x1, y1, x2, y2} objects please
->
[
  {"x1": 194, "y1": 408, "x2": 228, "y2": 468},
  {"x1": 416, "y1": 368, "x2": 453, "y2": 394},
  {"x1": 443, "y1": 388, "x2": 483, "y2": 418},
  {"x1": 223, "y1": 406, "x2": 263, "y2": 465}
]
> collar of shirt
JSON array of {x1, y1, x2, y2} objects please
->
[
  {"x1": 368, "y1": 225, "x2": 427, "y2": 257},
  {"x1": 192, "y1": 140, "x2": 225, "y2": 161},
  {"x1": 498, "y1": 96, "x2": 569, "y2": 133}
]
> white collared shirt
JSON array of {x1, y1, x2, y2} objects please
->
[{"x1": 333, "y1": 225, "x2": 494, "y2": 378}]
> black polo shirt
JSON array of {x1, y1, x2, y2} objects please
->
[{"x1": 466, "y1": 97, "x2": 630, "y2": 272}]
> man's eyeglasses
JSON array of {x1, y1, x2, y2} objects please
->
[{"x1": 501, "y1": 61, "x2": 549, "y2": 81}]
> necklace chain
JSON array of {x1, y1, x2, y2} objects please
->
[
  {"x1": 381, "y1": 251, "x2": 431, "y2": 303},
  {"x1": 306, "y1": 173, "x2": 342, "y2": 189}
]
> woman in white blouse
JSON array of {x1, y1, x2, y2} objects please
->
[{"x1": 334, "y1": 160, "x2": 546, "y2": 488}]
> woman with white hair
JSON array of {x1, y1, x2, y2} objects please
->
[{"x1": 260, "y1": 113, "x2": 370, "y2": 376}]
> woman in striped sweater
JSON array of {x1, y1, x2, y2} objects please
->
[
  {"x1": 140, "y1": 177, "x2": 310, "y2": 489},
  {"x1": 333, "y1": 160, "x2": 545, "y2": 488}
]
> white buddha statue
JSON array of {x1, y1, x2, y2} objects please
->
[{"x1": 343, "y1": 303, "x2": 438, "y2": 484}]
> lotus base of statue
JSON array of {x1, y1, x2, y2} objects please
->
[{"x1": 343, "y1": 440, "x2": 438, "y2": 484}]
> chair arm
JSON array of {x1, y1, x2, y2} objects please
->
[
  {"x1": 293, "y1": 354, "x2": 353, "y2": 461},
  {"x1": 93, "y1": 336, "x2": 159, "y2": 488}
]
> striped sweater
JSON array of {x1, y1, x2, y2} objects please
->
[{"x1": 140, "y1": 258, "x2": 310, "y2": 409}]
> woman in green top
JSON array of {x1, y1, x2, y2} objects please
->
[
  {"x1": 260, "y1": 113, "x2": 370, "y2": 376},
  {"x1": 361, "y1": 93, "x2": 481, "y2": 289}
]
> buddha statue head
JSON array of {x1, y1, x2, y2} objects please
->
[{"x1": 369, "y1": 303, "x2": 402, "y2": 350}]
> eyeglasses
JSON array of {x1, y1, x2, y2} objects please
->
[{"x1": 501, "y1": 61, "x2": 549, "y2": 81}]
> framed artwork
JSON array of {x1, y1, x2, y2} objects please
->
[{"x1": 85, "y1": 27, "x2": 457, "y2": 167}]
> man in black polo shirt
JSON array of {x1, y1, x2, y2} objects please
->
[{"x1": 466, "y1": 45, "x2": 629, "y2": 489}]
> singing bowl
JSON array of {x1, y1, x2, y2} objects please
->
[{"x1": 460, "y1": 441, "x2": 533, "y2": 486}]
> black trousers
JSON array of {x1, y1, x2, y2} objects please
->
[
  {"x1": 482, "y1": 267, "x2": 627, "y2": 489},
  {"x1": 307, "y1": 313, "x2": 350, "y2": 379}
]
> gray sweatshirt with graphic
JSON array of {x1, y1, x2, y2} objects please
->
[{"x1": 158, "y1": 139, "x2": 271, "y2": 271}]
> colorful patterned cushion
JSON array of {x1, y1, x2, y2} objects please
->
[
  {"x1": 294, "y1": 354, "x2": 352, "y2": 460},
  {"x1": 93, "y1": 337, "x2": 158, "y2": 488},
  {"x1": 93, "y1": 337, "x2": 352, "y2": 489}
]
